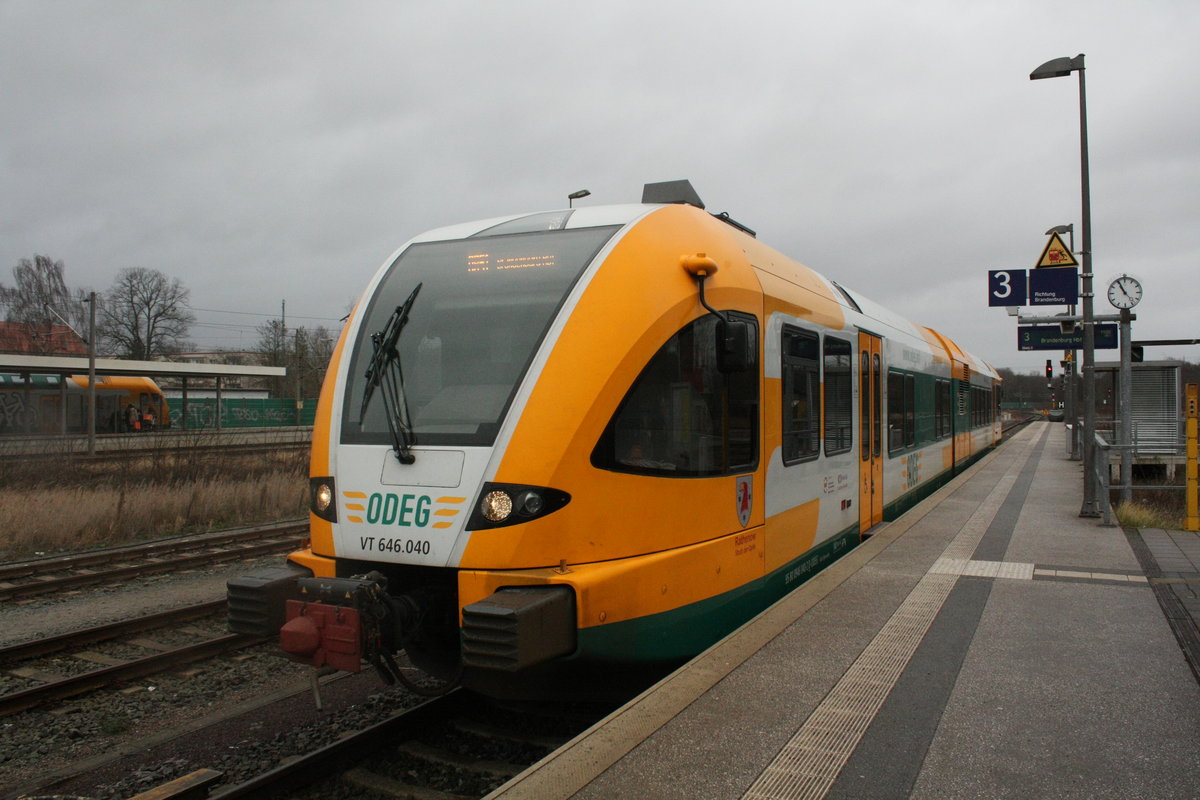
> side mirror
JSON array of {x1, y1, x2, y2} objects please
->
[{"x1": 717, "y1": 319, "x2": 753, "y2": 373}]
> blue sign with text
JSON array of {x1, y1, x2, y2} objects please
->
[
  {"x1": 1029, "y1": 267, "x2": 1079, "y2": 305},
  {"x1": 1018, "y1": 324, "x2": 1118, "y2": 351}
]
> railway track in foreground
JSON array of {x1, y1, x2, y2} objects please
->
[
  {"x1": 0, "y1": 598, "x2": 259, "y2": 716},
  {"x1": 0, "y1": 519, "x2": 306, "y2": 601},
  {"x1": 207, "y1": 690, "x2": 604, "y2": 800}
]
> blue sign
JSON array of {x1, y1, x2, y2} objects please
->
[
  {"x1": 1029, "y1": 267, "x2": 1079, "y2": 305},
  {"x1": 1017, "y1": 323, "x2": 1118, "y2": 351},
  {"x1": 988, "y1": 269, "x2": 1027, "y2": 307}
]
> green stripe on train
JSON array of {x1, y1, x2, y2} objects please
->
[{"x1": 573, "y1": 528, "x2": 860, "y2": 664}]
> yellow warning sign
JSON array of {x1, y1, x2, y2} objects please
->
[{"x1": 1035, "y1": 231, "x2": 1078, "y2": 268}]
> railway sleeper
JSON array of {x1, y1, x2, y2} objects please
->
[
  {"x1": 398, "y1": 739, "x2": 524, "y2": 778},
  {"x1": 343, "y1": 767, "x2": 473, "y2": 800},
  {"x1": 449, "y1": 717, "x2": 563, "y2": 751}
]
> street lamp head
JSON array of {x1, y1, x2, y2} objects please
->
[
  {"x1": 1030, "y1": 54, "x2": 1085, "y2": 80},
  {"x1": 567, "y1": 189, "x2": 591, "y2": 207},
  {"x1": 1045, "y1": 223, "x2": 1073, "y2": 235}
]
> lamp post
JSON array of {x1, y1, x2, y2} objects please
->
[
  {"x1": 1031, "y1": 54, "x2": 1099, "y2": 517},
  {"x1": 1045, "y1": 223, "x2": 1079, "y2": 460},
  {"x1": 568, "y1": 189, "x2": 590, "y2": 208}
]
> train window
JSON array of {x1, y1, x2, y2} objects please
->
[
  {"x1": 935, "y1": 379, "x2": 951, "y2": 439},
  {"x1": 905, "y1": 374, "x2": 915, "y2": 447},
  {"x1": 823, "y1": 337, "x2": 852, "y2": 456},
  {"x1": 970, "y1": 386, "x2": 990, "y2": 427},
  {"x1": 887, "y1": 371, "x2": 903, "y2": 452},
  {"x1": 887, "y1": 370, "x2": 915, "y2": 454},
  {"x1": 343, "y1": 225, "x2": 619, "y2": 447},
  {"x1": 592, "y1": 313, "x2": 759, "y2": 477},
  {"x1": 872, "y1": 354, "x2": 881, "y2": 459},
  {"x1": 781, "y1": 326, "x2": 819, "y2": 465},
  {"x1": 860, "y1": 352, "x2": 870, "y2": 462}
]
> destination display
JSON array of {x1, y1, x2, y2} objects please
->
[{"x1": 1017, "y1": 324, "x2": 1118, "y2": 351}]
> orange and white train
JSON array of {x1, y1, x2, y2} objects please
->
[
  {"x1": 229, "y1": 181, "x2": 1001, "y2": 697},
  {"x1": 0, "y1": 373, "x2": 167, "y2": 434}
]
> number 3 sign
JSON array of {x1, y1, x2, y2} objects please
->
[{"x1": 988, "y1": 269, "x2": 1027, "y2": 307}]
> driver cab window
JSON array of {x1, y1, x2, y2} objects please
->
[{"x1": 592, "y1": 314, "x2": 759, "y2": 477}]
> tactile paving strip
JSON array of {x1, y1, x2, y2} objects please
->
[{"x1": 741, "y1": 433, "x2": 1041, "y2": 800}]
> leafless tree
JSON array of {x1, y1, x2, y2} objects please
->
[
  {"x1": 255, "y1": 319, "x2": 335, "y2": 398},
  {"x1": 99, "y1": 268, "x2": 195, "y2": 359},
  {"x1": 0, "y1": 255, "x2": 91, "y2": 352}
]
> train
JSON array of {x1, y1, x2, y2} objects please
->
[
  {"x1": 228, "y1": 180, "x2": 1001, "y2": 698},
  {"x1": 0, "y1": 373, "x2": 168, "y2": 434}
]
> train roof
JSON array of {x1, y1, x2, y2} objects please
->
[{"x1": 400, "y1": 185, "x2": 998, "y2": 383}]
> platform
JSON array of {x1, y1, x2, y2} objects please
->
[{"x1": 489, "y1": 422, "x2": 1200, "y2": 800}]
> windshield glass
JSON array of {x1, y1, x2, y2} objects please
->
[{"x1": 342, "y1": 225, "x2": 619, "y2": 446}]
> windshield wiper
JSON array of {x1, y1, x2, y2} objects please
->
[{"x1": 359, "y1": 283, "x2": 422, "y2": 464}]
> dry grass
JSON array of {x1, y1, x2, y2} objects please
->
[
  {"x1": 0, "y1": 440, "x2": 309, "y2": 558},
  {"x1": 1115, "y1": 499, "x2": 1184, "y2": 531}
]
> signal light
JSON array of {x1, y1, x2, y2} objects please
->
[{"x1": 1045, "y1": 359, "x2": 1053, "y2": 380}]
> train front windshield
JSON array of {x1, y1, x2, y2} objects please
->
[{"x1": 342, "y1": 225, "x2": 618, "y2": 447}]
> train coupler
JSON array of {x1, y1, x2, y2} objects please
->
[
  {"x1": 280, "y1": 600, "x2": 364, "y2": 672},
  {"x1": 279, "y1": 572, "x2": 420, "y2": 681}
]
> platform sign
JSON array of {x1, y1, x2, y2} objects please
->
[
  {"x1": 1018, "y1": 323, "x2": 1118, "y2": 351},
  {"x1": 988, "y1": 269, "x2": 1027, "y2": 306},
  {"x1": 1028, "y1": 267, "x2": 1079, "y2": 305}
]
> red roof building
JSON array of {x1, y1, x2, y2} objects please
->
[{"x1": 0, "y1": 321, "x2": 87, "y2": 356}]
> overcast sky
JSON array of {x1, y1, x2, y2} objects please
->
[{"x1": 3, "y1": 0, "x2": 1197, "y2": 373}]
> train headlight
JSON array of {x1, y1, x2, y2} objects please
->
[
  {"x1": 309, "y1": 477, "x2": 337, "y2": 523},
  {"x1": 468, "y1": 483, "x2": 571, "y2": 530},
  {"x1": 518, "y1": 491, "x2": 544, "y2": 516},
  {"x1": 481, "y1": 490, "x2": 514, "y2": 522},
  {"x1": 315, "y1": 484, "x2": 333, "y2": 512}
]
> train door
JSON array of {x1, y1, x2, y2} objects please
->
[{"x1": 858, "y1": 332, "x2": 883, "y2": 534}]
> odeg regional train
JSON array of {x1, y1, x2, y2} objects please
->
[
  {"x1": 0, "y1": 374, "x2": 168, "y2": 434},
  {"x1": 229, "y1": 181, "x2": 1001, "y2": 698}
]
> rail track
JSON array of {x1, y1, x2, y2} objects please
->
[
  {"x1": 0, "y1": 598, "x2": 260, "y2": 716},
  {"x1": 194, "y1": 690, "x2": 607, "y2": 800},
  {"x1": 0, "y1": 426, "x2": 312, "y2": 463},
  {"x1": 0, "y1": 519, "x2": 306, "y2": 601},
  {"x1": 1002, "y1": 412, "x2": 1041, "y2": 438}
]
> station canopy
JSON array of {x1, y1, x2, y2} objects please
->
[{"x1": 0, "y1": 353, "x2": 285, "y2": 381}]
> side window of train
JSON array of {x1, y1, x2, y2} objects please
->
[
  {"x1": 935, "y1": 379, "x2": 951, "y2": 439},
  {"x1": 860, "y1": 352, "x2": 870, "y2": 462},
  {"x1": 823, "y1": 337, "x2": 852, "y2": 456},
  {"x1": 781, "y1": 326, "x2": 819, "y2": 465},
  {"x1": 887, "y1": 370, "x2": 915, "y2": 454},
  {"x1": 591, "y1": 313, "x2": 759, "y2": 477}
]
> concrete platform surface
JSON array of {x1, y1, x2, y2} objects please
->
[{"x1": 488, "y1": 423, "x2": 1200, "y2": 800}]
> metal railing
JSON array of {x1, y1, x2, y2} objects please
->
[{"x1": 1089, "y1": 428, "x2": 1195, "y2": 528}]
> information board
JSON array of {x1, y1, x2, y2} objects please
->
[
  {"x1": 1017, "y1": 324, "x2": 1118, "y2": 351},
  {"x1": 1029, "y1": 267, "x2": 1079, "y2": 305}
]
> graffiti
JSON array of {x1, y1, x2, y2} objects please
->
[
  {"x1": 0, "y1": 392, "x2": 37, "y2": 431},
  {"x1": 904, "y1": 452, "x2": 920, "y2": 489},
  {"x1": 168, "y1": 399, "x2": 317, "y2": 429}
]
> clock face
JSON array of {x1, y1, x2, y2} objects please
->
[{"x1": 1107, "y1": 276, "x2": 1142, "y2": 309}]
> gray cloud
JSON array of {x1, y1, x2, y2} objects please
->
[{"x1": 3, "y1": 0, "x2": 1198, "y2": 369}]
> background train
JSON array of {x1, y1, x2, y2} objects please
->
[
  {"x1": 229, "y1": 180, "x2": 1001, "y2": 698},
  {"x1": 0, "y1": 373, "x2": 168, "y2": 434}
]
